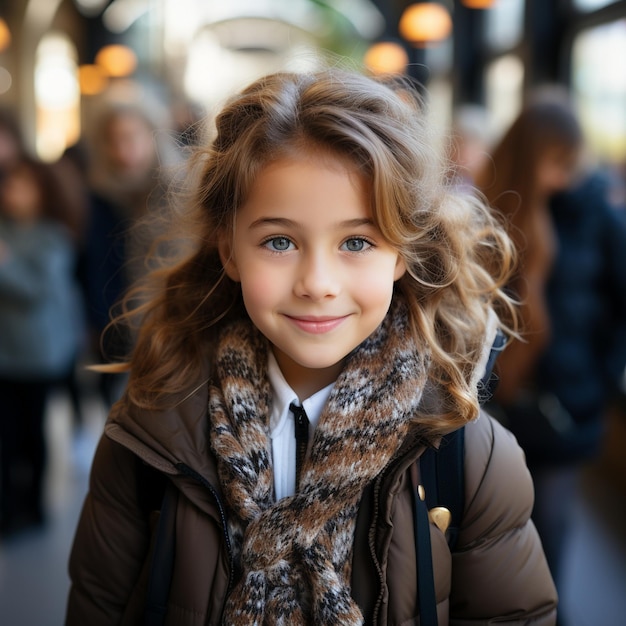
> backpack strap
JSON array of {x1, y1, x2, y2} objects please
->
[
  {"x1": 420, "y1": 325, "x2": 503, "y2": 547},
  {"x1": 411, "y1": 326, "x2": 503, "y2": 622},
  {"x1": 478, "y1": 327, "x2": 507, "y2": 405},
  {"x1": 411, "y1": 462, "x2": 438, "y2": 626},
  {"x1": 419, "y1": 426, "x2": 465, "y2": 550},
  {"x1": 412, "y1": 426, "x2": 465, "y2": 626},
  {"x1": 135, "y1": 458, "x2": 177, "y2": 626},
  {"x1": 144, "y1": 480, "x2": 178, "y2": 626},
  {"x1": 136, "y1": 459, "x2": 168, "y2": 515}
]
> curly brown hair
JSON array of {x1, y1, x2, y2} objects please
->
[{"x1": 107, "y1": 67, "x2": 517, "y2": 433}]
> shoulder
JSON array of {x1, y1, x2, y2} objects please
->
[
  {"x1": 105, "y1": 377, "x2": 214, "y2": 476},
  {"x1": 90, "y1": 432, "x2": 144, "y2": 501},
  {"x1": 460, "y1": 411, "x2": 534, "y2": 544},
  {"x1": 447, "y1": 413, "x2": 557, "y2": 623}
]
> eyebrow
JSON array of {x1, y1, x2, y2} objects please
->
[{"x1": 248, "y1": 217, "x2": 374, "y2": 229}]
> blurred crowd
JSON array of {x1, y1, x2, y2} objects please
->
[
  {"x1": 0, "y1": 81, "x2": 625, "y2": 626},
  {"x1": 450, "y1": 88, "x2": 626, "y2": 626},
  {"x1": 0, "y1": 97, "x2": 197, "y2": 537}
]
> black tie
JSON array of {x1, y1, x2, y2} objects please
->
[{"x1": 289, "y1": 402, "x2": 309, "y2": 490}]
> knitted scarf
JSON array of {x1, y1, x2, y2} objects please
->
[{"x1": 209, "y1": 298, "x2": 429, "y2": 625}]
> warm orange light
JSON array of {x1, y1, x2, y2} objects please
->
[
  {"x1": 95, "y1": 44, "x2": 137, "y2": 78},
  {"x1": 364, "y1": 42, "x2": 409, "y2": 75},
  {"x1": 399, "y1": 3, "x2": 453, "y2": 46},
  {"x1": 461, "y1": 0, "x2": 496, "y2": 8},
  {"x1": 78, "y1": 64, "x2": 108, "y2": 96},
  {"x1": 0, "y1": 18, "x2": 11, "y2": 52}
]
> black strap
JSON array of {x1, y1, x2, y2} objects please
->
[
  {"x1": 419, "y1": 426, "x2": 465, "y2": 550},
  {"x1": 478, "y1": 328, "x2": 507, "y2": 405},
  {"x1": 290, "y1": 402, "x2": 309, "y2": 490},
  {"x1": 416, "y1": 327, "x2": 499, "y2": 550},
  {"x1": 412, "y1": 427, "x2": 465, "y2": 625},
  {"x1": 411, "y1": 465, "x2": 438, "y2": 626},
  {"x1": 144, "y1": 481, "x2": 178, "y2": 626},
  {"x1": 136, "y1": 459, "x2": 167, "y2": 515}
]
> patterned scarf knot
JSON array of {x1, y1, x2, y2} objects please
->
[{"x1": 210, "y1": 298, "x2": 429, "y2": 625}]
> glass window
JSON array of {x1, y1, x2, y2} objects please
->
[
  {"x1": 573, "y1": 0, "x2": 617, "y2": 11},
  {"x1": 34, "y1": 33, "x2": 80, "y2": 162},
  {"x1": 485, "y1": 54, "x2": 524, "y2": 140},
  {"x1": 485, "y1": 0, "x2": 525, "y2": 50},
  {"x1": 572, "y1": 19, "x2": 626, "y2": 164}
]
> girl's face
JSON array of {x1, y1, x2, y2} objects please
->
[
  {"x1": 220, "y1": 151, "x2": 406, "y2": 398},
  {"x1": 0, "y1": 166, "x2": 41, "y2": 223}
]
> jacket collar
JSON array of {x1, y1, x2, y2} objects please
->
[{"x1": 105, "y1": 377, "x2": 218, "y2": 487}]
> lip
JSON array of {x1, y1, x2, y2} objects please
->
[{"x1": 284, "y1": 314, "x2": 349, "y2": 334}]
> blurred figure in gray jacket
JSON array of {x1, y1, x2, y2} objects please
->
[{"x1": 0, "y1": 156, "x2": 84, "y2": 537}]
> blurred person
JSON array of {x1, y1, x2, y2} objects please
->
[
  {"x1": 0, "y1": 107, "x2": 25, "y2": 180},
  {"x1": 448, "y1": 103, "x2": 492, "y2": 189},
  {"x1": 475, "y1": 91, "x2": 584, "y2": 405},
  {"x1": 476, "y1": 92, "x2": 626, "y2": 624},
  {"x1": 50, "y1": 142, "x2": 93, "y2": 429},
  {"x1": 81, "y1": 102, "x2": 182, "y2": 407},
  {"x1": 0, "y1": 156, "x2": 85, "y2": 537},
  {"x1": 524, "y1": 168, "x2": 626, "y2": 596}
]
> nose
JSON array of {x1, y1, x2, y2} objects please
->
[{"x1": 293, "y1": 250, "x2": 341, "y2": 300}]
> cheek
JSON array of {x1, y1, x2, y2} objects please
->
[
  {"x1": 240, "y1": 272, "x2": 282, "y2": 315},
  {"x1": 355, "y1": 264, "x2": 397, "y2": 307}
]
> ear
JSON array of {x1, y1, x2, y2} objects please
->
[
  {"x1": 394, "y1": 255, "x2": 407, "y2": 281},
  {"x1": 218, "y1": 236, "x2": 241, "y2": 282}
]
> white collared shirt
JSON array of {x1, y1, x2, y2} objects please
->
[{"x1": 267, "y1": 351, "x2": 335, "y2": 500}]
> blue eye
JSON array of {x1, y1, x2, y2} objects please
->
[
  {"x1": 342, "y1": 238, "x2": 371, "y2": 252},
  {"x1": 265, "y1": 236, "x2": 293, "y2": 251}
]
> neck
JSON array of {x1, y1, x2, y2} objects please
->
[{"x1": 271, "y1": 347, "x2": 344, "y2": 400}]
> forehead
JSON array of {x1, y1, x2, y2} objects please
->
[
  {"x1": 237, "y1": 152, "x2": 371, "y2": 224},
  {"x1": 252, "y1": 149, "x2": 364, "y2": 193},
  {"x1": 251, "y1": 144, "x2": 367, "y2": 194}
]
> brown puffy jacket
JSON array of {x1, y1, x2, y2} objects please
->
[{"x1": 66, "y1": 382, "x2": 557, "y2": 625}]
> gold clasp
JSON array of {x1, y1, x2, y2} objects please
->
[{"x1": 428, "y1": 506, "x2": 452, "y2": 534}]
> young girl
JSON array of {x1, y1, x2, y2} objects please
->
[{"x1": 67, "y1": 68, "x2": 557, "y2": 625}]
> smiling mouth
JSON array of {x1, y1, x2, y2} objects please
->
[{"x1": 285, "y1": 315, "x2": 349, "y2": 334}]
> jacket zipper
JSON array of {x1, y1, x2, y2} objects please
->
[
  {"x1": 369, "y1": 476, "x2": 385, "y2": 625},
  {"x1": 175, "y1": 462, "x2": 236, "y2": 596},
  {"x1": 368, "y1": 440, "x2": 428, "y2": 625}
]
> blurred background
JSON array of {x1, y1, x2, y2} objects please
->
[
  {"x1": 0, "y1": 1, "x2": 625, "y2": 625},
  {"x1": 1, "y1": 0, "x2": 626, "y2": 167}
]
